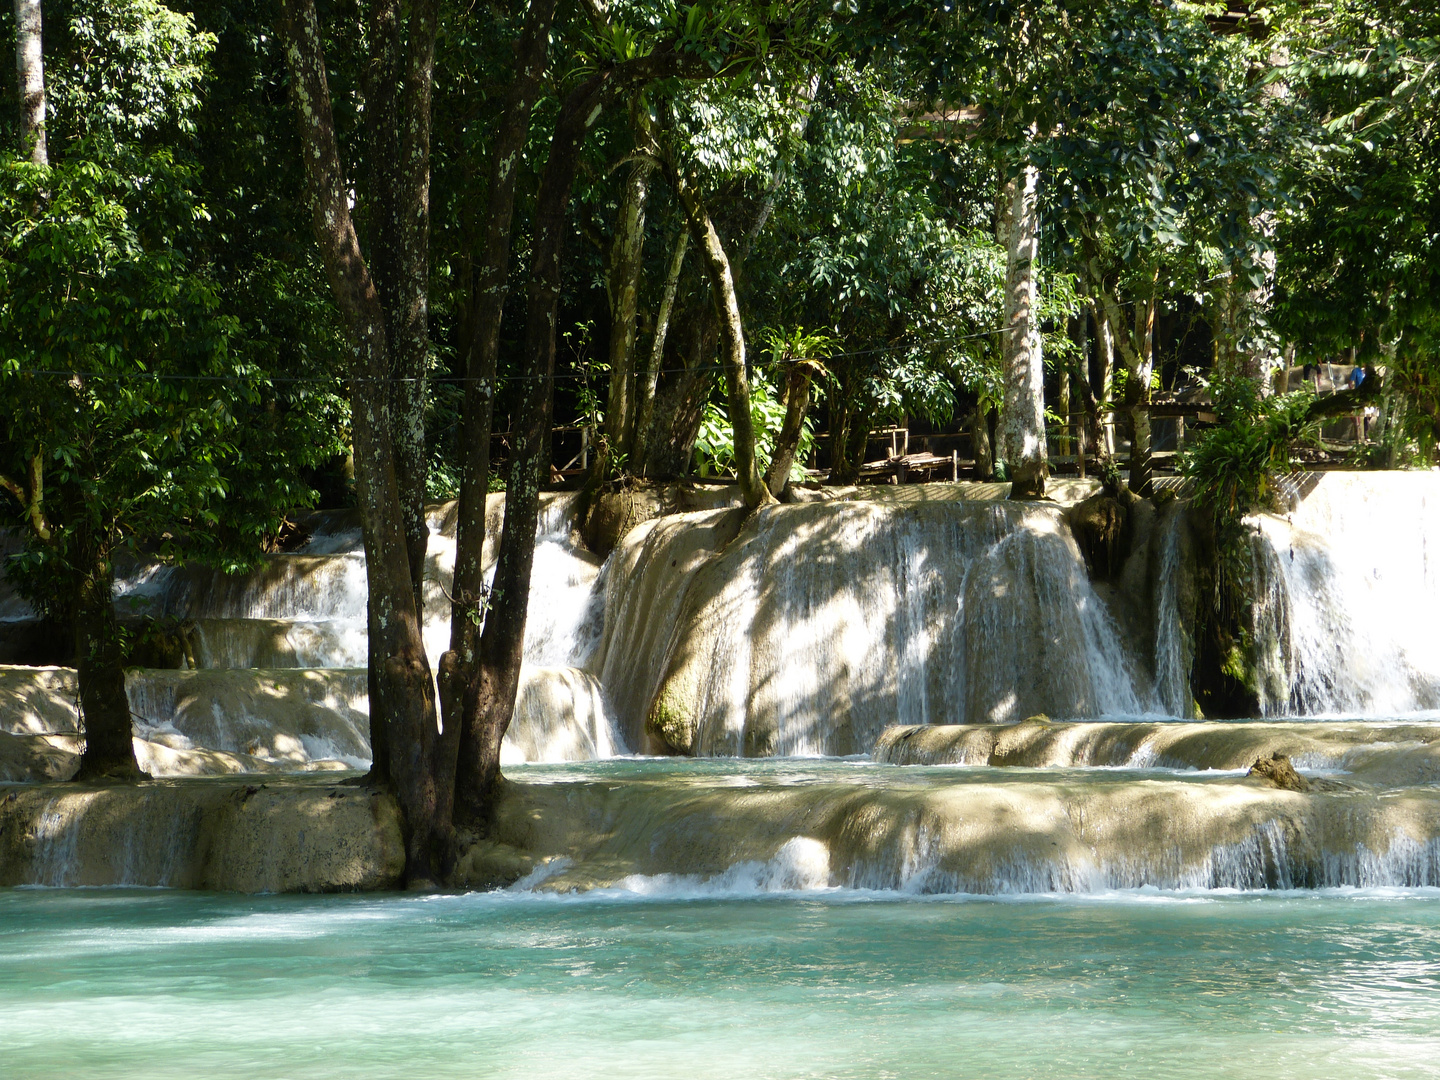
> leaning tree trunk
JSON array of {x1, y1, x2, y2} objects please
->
[
  {"x1": 637, "y1": 177, "x2": 774, "y2": 481},
  {"x1": 997, "y1": 165, "x2": 1048, "y2": 498},
  {"x1": 73, "y1": 537, "x2": 142, "y2": 780},
  {"x1": 282, "y1": 0, "x2": 442, "y2": 886},
  {"x1": 439, "y1": 0, "x2": 556, "y2": 824},
  {"x1": 673, "y1": 171, "x2": 775, "y2": 510}
]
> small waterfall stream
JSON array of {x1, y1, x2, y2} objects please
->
[{"x1": 1250, "y1": 473, "x2": 1440, "y2": 716}]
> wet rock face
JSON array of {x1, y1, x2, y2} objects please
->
[
  {"x1": 1067, "y1": 491, "x2": 1133, "y2": 581},
  {"x1": 1248, "y1": 752, "x2": 1310, "y2": 792}
]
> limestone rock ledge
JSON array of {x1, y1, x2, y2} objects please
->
[
  {"x1": 0, "y1": 777, "x2": 404, "y2": 892},
  {"x1": 456, "y1": 769, "x2": 1440, "y2": 893}
]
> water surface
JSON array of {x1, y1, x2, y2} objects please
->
[{"x1": 4, "y1": 885, "x2": 1440, "y2": 1079}]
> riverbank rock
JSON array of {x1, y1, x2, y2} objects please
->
[
  {"x1": 1247, "y1": 752, "x2": 1310, "y2": 792},
  {"x1": 871, "y1": 722, "x2": 1440, "y2": 786},
  {"x1": 478, "y1": 765, "x2": 1440, "y2": 893},
  {"x1": 0, "y1": 777, "x2": 404, "y2": 891}
]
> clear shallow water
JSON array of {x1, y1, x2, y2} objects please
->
[
  {"x1": 5, "y1": 887, "x2": 1440, "y2": 1079},
  {"x1": 510, "y1": 756, "x2": 1259, "y2": 786}
]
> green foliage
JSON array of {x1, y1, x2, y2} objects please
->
[
  {"x1": 693, "y1": 371, "x2": 815, "y2": 481},
  {"x1": 1270, "y1": 2, "x2": 1440, "y2": 459},
  {"x1": 0, "y1": 0, "x2": 341, "y2": 620},
  {"x1": 1180, "y1": 375, "x2": 1319, "y2": 525},
  {"x1": 48, "y1": 0, "x2": 215, "y2": 145}
]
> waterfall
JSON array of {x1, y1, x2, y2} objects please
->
[
  {"x1": 9, "y1": 472, "x2": 1440, "y2": 777},
  {"x1": 1151, "y1": 507, "x2": 1194, "y2": 717},
  {"x1": 590, "y1": 498, "x2": 1155, "y2": 757},
  {"x1": 482, "y1": 760, "x2": 1440, "y2": 895},
  {"x1": 1249, "y1": 472, "x2": 1440, "y2": 716}
]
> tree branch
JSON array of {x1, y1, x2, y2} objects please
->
[{"x1": 0, "y1": 455, "x2": 53, "y2": 542}]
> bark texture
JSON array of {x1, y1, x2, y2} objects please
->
[
  {"x1": 281, "y1": 0, "x2": 441, "y2": 885},
  {"x1": 641, "y1": 303, "x2": 714, "y2": 478},
  {"x1": 1088, "y1": 267, "x2": 1157, "y2": 498},
  {"x1": 598, "y1": 140, "x2": 656, "y2": 470},
  {"x1": 764, "y1": 362, "x2": 816, "y2": 497},
  {"x1": 445, "y1": 0, "x2": 554, "y2": 671},
  {"x1": 972, "y1": 403, "x2": 993, "y2": 481},
  {"x1": 438, "y1": 0, "x2": 556, "y2": 837},
  {"x1": 15, "y1": 0, "x2": 46, "y2": 165},
  {"x1": 997, "y1": 167, "x2": 1048, "y2": 498},
  {"x1": 362, "y1": 0, "x2": 439, "y2": 611}
]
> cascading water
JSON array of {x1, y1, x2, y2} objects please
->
[
  {"x1": 1250, "y1": 472, "x2": 1440, "y2": 716},
  {"x1": 589, "y1": 497, "x2": 1156, "y2": 757},
  {"x1": 9, "y1": 473, "x2": 1440, "y2": 775},
  {"x1": 7, "y1": 474, "x2": 1440, "y2": 900},
  {"x1": 1151, "y1": 507, "x2": 1195, "y2": 718},
  {"x1": 118, "y1": 491, "x2": 626, "y2": 766}
]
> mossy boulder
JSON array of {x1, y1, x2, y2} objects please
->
[{"x1": 1247, "y1": 752, "x2": 1310, "y2": 792}]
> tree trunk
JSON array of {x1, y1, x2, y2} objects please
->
[
  {"x1": 1057, "y1": 324, "x2": 1072, "y2": 458},
  {"x1": 1071, "y1": 308, "x2": 1090, "y2": 478},
  {"x1": 637, "y1": 175, "x2": 773, "y2": 481},
  {"x1": 673, "y1": 172, "x2": 775, "y2": 510},
  {"x1": 997, "y1": 166, "x2": 1047, "y2": 499},
  {"x1": 599, "y1": 143, "x2": 655, "y2": 470},
  {"x1": 361, "y1": 0, "x2": 438, "y2": 611},
  {"x1": 281, "y1": 0, "x2": 441, "y2": 886},
  {"x1": 642, "y1": 304, "x2": 714, "y2": 479},
  {"x1": 440, "y1": 0, "x2": 555, "y2": 791},
  {"x1": 630, "y1": 227, "x2": 688, "y2": 471},
  {"x1": 1090, "y1": 271, "x2": 1156, "y2": 498},
  {"x1": 15, "y1": 0, "x2": 46, "y2": 166},
  {"x1": 972, "y1": 402, "x2": 993, "y2": 481},
  {"x1": 455, "y1": 83, "x2": 602, "y2": 819},
  {"x1": 1125, "y1": 295, "x2": 1157, "y2": 497},
  {"x1": 73, "y1": 538, "x2": 142, "y2": 780},
  {"x1": 828, "y1": 396, "x2": 871, "y2": 485},
  {"x1": 827, "y1": 391, "x2": 872, "y2": 486},
  {"x1": 579, "y1": 140, "x2": 655, "y2": 529},
  {"x1": 1088, "y1": 297, "x2": 1115, "y2": 456},
  {"x1": 454, "y1": 48, "x2": 708, "y2": 821},
  {"x1": 763, "y1": 362, "x2": 815, "y2": 497}
]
